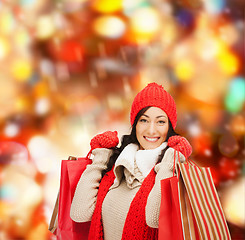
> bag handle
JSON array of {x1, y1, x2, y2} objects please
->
[
  {"x1": 172, "y1": 148, "x2": 201, "y2": 178},
  {"x1": 86, "y1": 149, "x2": 93, "y2": 160},
  {"x1": 172, "y1": 149, "x2": 181, "y2": 178},
  {"x1": 48, "y1": 190, "x2": 59, "y2": 233},
  {"x1": 69, "y1": 148, "x2": 93, "y2": 161}
]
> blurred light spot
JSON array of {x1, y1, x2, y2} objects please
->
[
  {"x1": 53, "y1": 39, "x2": 84, "y2": 62},
  {"x1": 1, "y1": 165, "x2": 43, "y2": 238},
  {"x1": 21, "y1": 180, "x2": 43, "y2": 206},
  {"x1": 56, "y1": 62, "x2": 70, "y2": 81},
  {"x1": 16, "y1": 219, "x2": 24, "y2": 227},
  {"x1": 14, "y1": 28, "x2": 31, "y2": 48},
  {"x1": 40, "y1": 58, "x2": 55, "y2": 76},
  {"x1": 0, "y1": 9, "x2": 15, "y2": 34},
  {"x1": 0, "y1": 184, "x2": 16, "y2": 202},
  {"x1": 0, "y1": 141, "x2": 28, "y2": 165},
  {"x1": 43, "y1": 172, "x2": 60, "y2": 210},
  {"x1": 160, "y1": 22, "x2": 177, "y2": 45},
  {"x1": 94, "y1": 58, "x2": 133, "y2": 74},
  {"x1": 36, "y1": 15, "x2": 55, "y2": 39},
  {"x1": 11, "y1": 59, "x2": 32, "y2": 82},
  {"x1": 123, "y1": 0, "x2": 150, "y2": 16},
  {"x1": 60, "y1": 0, "x2": 86, "y2": 12},
  {"x1": 28, "y1": 135, "x2": 57, "y2": 173},
  {"x1": 20, "y1": 0, "x2": 37, "y2": 7},
  {"x1": 74, "y1": 128, "x2": 90, "y2": 147},
  {"x1": 219, "y1": 24, "x2": 239, "y2": 46},
  {"x1": 53, "y1": 12, "x2": 67, "y2": 30},
  {"x1": 89, "y1": 71, "x2": 98, "y2": 88},
  {"x1": 225, "y1": 77, "x2": 245, "y2": 113},
  {"x1": 4, "y1": 123, "x2": 20, "y2": 137},
  {"x1": 204, "y1": 149, "x2": 212, "y2": 157},
  {"x1": 15, "y1": 96, "x2": 30, "y2": 112},
  {"x1": 0, "y1": 37, "x2": 10, "y2": 60},
  {"x1": 93, "y1": 15, "x2": 126, "y2": 39},
  {"x1": 123, "y1": 77, "x2": 132, "y2": 96},
  {"x1": 219, "y1": 133, "x2": 239, "y2": 157},
  {"x1": 222, "y1": 177, "x2": 245, "y2": 227},
  {"x1": 174, "y1": 59, "x2": 194, "y2": 81},
  {"x1": 92, "y1": 0, "x2": 123, "y2": 13},
  {"x1": 230, "y1": 115, "x2": 245, "y2": 137},
  {"x1": 188, "y1": 123, "x2": 201, "y2": 136},
  {"x1": 198, "y1": 38, "x2": 221, "y2": 60},
  {"x1": 204, "y1": 0, "x2": 225, "y2": 14},
  {"x1": 107, "y1": 95, "x2": 124, "y2": 111},
  {"x1": 130, "y1": 7, "x2": 161, "y2": 42},
  {"x1": 192, "y1": 133, "x2": 212, "y2": 155},
  {"x1": 35, "y1": 97, "x2": 51, "y2": 115},
  {"x1": 69, "y1": 0, "x2": 89, "y2": 3},
  {"x1": 217, "y1": 50, "x2": 239, "y2": 75},
  {"x1": 34, "y1": 81, "x2": 50, "y2": 98}
]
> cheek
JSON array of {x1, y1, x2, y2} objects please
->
[
  {"x1": 136, "y1": 126, "x2": 142, "y2": 139},
  {"x1": 160, "y1": 126, "x2": 169, "y2": 139},
  {"x1": 136, "y1": 124, "x2": 146, "y2": 141}
]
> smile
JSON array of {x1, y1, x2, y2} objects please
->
[{"x1": 144, "y1": 137, "x2": 160, "y2": 142}]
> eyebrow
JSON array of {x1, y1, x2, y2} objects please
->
[{"x1": 142, "y1": 114, "x2": 167, "y2": 119}]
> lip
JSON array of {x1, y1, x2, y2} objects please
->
[{"x1": 144, "y1": 136, "x2": 160, "y2": 142}]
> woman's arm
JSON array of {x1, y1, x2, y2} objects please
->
[
  {"x1": 70, "y1": 148, "x2": 112, "y2": 222},
  {"x1": 145, "y1": 148, "x2": 185, "y2": 228}
]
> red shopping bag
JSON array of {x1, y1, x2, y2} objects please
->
[
  {"x1": 159, "y1": 175, "x2": 199, "y2": 240},
  {"x1": 49, "y1": 156, "x2": 92, "y2": 240}
]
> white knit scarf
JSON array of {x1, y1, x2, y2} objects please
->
[
  {"x1": 135, "y1": 142, "x2": 168, "y2": 177},
  {"x1": 114, "y1": 142, "x2": 168, "y2": 178}
]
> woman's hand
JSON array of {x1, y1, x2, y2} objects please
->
[
  {"x1": 90, "y1": 131, "x2": 119, "y2": 150},
  {"x1": 167, "y1": 135, "x2": 192, "y2": 158}
]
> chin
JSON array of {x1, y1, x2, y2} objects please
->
[{"x1": 142, "y1": 143, "x2": 161, "y2": 150}]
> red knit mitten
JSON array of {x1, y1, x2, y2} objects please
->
[
  {"x1": 90, "y1": 131, "x2": 119, "y2": 150},
  {"x1": 167, "y1": 136, "x2": 192, "y2": 158}
]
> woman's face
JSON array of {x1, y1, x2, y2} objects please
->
[{"x1": 136, "y1": 107, "x2": 169, "y2": 150}]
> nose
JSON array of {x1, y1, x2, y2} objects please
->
[{"x1": 148, "y1": 122, "x2": 157, "y2": 135}]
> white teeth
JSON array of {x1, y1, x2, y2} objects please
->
[{"x1": 145, "y1": 137, "x2": 159, "y2": 142}]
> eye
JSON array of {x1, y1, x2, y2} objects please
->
[
  {"x1": 157, "y1": 120, "x2": 166, "y2": 125},
  {"x1": 139, "y1": 118, "x2": 147, "y2": 123}
]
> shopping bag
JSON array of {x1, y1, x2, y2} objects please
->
[
  {"x1": 158, "y1": 175, "x2": 199, "y2": 240},
  {"x1": 49, "y1": 156, "x2": 92, "y2": 240},
  {"x1": 176, "y1": 162, "x2": 231, "y2": 240},
  {"x1": 159, "y1": 155, "x2": 231, "y2": 240}
]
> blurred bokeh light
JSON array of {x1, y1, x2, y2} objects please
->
[{"x1": 0, "y1": 0, "x2": 244, "y2": 239}]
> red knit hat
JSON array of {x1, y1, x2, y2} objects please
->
[{"x1": 130, "y1": 82, "x2": 177, "y2": 129}]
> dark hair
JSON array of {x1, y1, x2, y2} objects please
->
[{"x1": 101, "y1": 106, "x2": 178, "y2": 178}]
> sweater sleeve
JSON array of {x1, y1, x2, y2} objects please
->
[
  {"x1": 145, "y1": 148, "x2": 185, "y2": 228},
  {"x1": 70, "y1": 148, "x2": 112, "y2": 222}
]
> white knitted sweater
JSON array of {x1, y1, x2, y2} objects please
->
[{"x1": 70, "y1": 143, "x2": 185, "y2": 240}]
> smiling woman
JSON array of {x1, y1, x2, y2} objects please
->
[
  {"x1": 136, "y1": 107, "x2": 169, "y2": 150},
  {"x1": 70, "y1": 82, "x2": 192, "y2": 240}
]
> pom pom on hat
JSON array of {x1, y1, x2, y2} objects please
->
[{"x1": 130, "y1": 82, "x2": 177, "y2": 129}]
